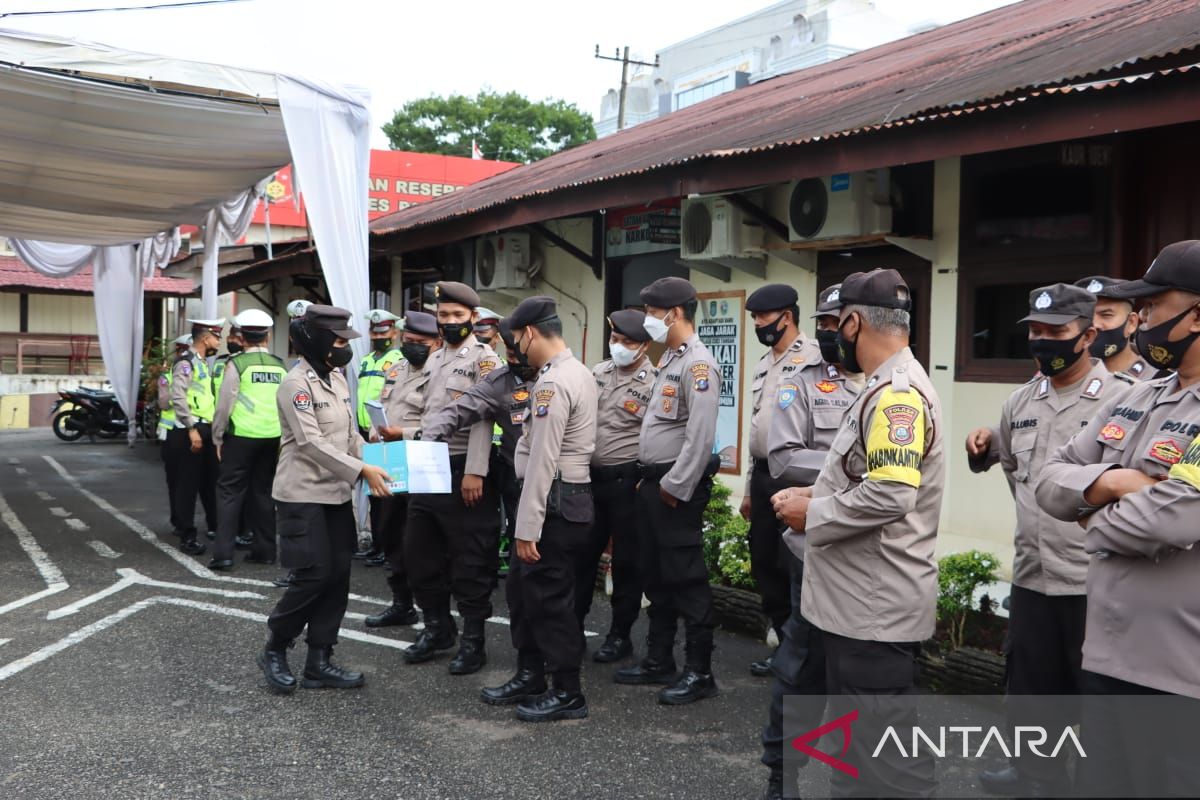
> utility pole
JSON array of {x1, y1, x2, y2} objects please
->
[{"x1": 595, "y1": 45, "x2": 659, "y2": 131}]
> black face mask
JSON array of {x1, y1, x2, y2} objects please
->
[
  {"x1": 400, "y1": 342, "x2": 431, "y2": 369},
  {"x1": 1089, "y1": 325, "x2": 1129, "y2": 359},
  {"x1": 836, "y1": 315, "x2": 862, "y2": 374},
  {"x1": 1134, "y1": 304, "x2": 1200, "y2": 369},
  {"x1": 754, "y1": 313, "x2": 788, "y2": 347},
  {"x1": 226, "y1": 342, "x2": 244, "y2": 355},
  {"x1": 1029, "y1": 332, "x2": 1086, "y2": 377},
  {"x1": 327, "y1": 345, "x2": 354, "y2": 369},
  {"x1": 204, "y1": 346, "x2": 219, "y2": 358},
  {"x1": 816, "y1": 329, "x2": 840, "y2": 365},
  {"x1": 372, "y1": 338, "x2": 392, "y2": 354},
  {"x1": 510, "y1": 361, "x2": 538, "y2": 383},
  {"x1": 440, "y1": 322, "x2": 471, "y2": 346}
]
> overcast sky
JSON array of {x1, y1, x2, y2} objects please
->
[{"x1": 1, "y1": 0, "x2": 1016, "y2": 148}]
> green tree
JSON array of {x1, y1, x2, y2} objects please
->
[{"x1": 382, "y1": 90, "x2": 596, "y2": 164}]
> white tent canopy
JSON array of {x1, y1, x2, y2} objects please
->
[{"x1": 0, "y1": 28, "x2": 371, "y2": 438}]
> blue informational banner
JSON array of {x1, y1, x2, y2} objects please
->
[{"x1": 362, "y1": 440, "x2": 452, "y2": 494}]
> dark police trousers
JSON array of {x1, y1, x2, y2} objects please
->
[
  {"x1": 637, "y1": 475, "x2": 715, "y2": 671},
  {"x1": 822, "y1": 631, "x2": 935, "y2": 798},
  {"x1": 508, "y1": 496, "x2": 592, "y2": 692},
  {"x1": 377, "y1": 494, "x2": 411, "y2": 604},
  {"x1": 161, "y1": 439, "x2": 181, "y2": 531},
  {"x1": 761, "y1": 556, "x2": 827, "y2": 790},
  {"x1": 268, "y1": 501, "x2": 355, "y2": 646},
  {"x1": 1003, "y1": 584, "x2": 1086, "y2": 787},
  {"x1": 576, "y1": 462, "x2": 642, "y2": 636},
  {"x1": 748, "y1": 462, "x2": 793, "y2": 635},
  {"x1": 494, "y1": 455, "x2": 520, "y2": 547},
  {"x1": 212, "y1": 434, "x2": 279, "y2": 562},
  {"x1": 404, "y1": 456, "x2": 501, "y2": 624},
  {"x1": 167, "y1": 423, "x2": 218, "y2": 539}
]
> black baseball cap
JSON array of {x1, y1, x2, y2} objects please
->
[
  {"x1": 1104, "y1": 240, "x2": 1200, "y2": 299},
  {"x1": 1019, "y1": 283, "x2": 1096, "y2": 325},
  {"x1": 811, "y1": 283, "x2": 844, "y2": 318},
  {"x1": 839, "y1": 269, "x2": 911, "y2": 310}
]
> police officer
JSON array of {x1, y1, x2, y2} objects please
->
[
  {"x1": 758, "y1": 284, "x2": 862, "y2": 800},
  {"x1": 168, "y1": 318, "x2": 225, "y2": 555},
  {"x1": 258, "y1": 304, "x2": 392, "y2": 695},
  {"x1": 1075, "y1": 275, "x2": 1153, "y2": 379},
  {"x1": 614, "y1": 276, "x2": 722, "y2": 705},
  {"x1": 357, "y1": 309, "x2": 404, "y2": 561},
  {"x1": 773, "y1": 269, "x2": 942, "y2": 798},
  {"x1": 420, "y1": 319, "x2": 538, "y2": 581},
  {"x1": 1038, "y1": 241, "x2": 1200, "y2": 798},
  {"x1": 158, "y1": 334, "x2": 192, "y2": 534},
  {"x1": 363, "y1": 310, "x2": 441, "y2": 628},
  {"x1": 209, "y1": 309, "x2": 288, "y2": 572},
  {"x1": 481, "y1": 296, "x2": 597, "y2": 722},
  {"x1": 212, "y1": 323, "x2": 244, "y2": 394},
  {"x1": 474, "y1": 306, "x2": 502, "y2": 347},
  {"x1": 403, "y1": 281, "x2": 502, "y2": 674},
  {"x1": 581, "y1": 309, "x2": 655, "y2": 664},
  {"x1": 967, "y1": 283, "x2": 1133, "y2": 797},
  {"x1": 742, "y1": 283, "x2": 813, "y2": 677}
]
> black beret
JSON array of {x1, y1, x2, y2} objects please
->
[
  {"x1": 302, "y1": 304, "x2": 360, "y2": 339},
  {"x1": 509, "y1": 295, "x2": 559, "y2": 329},
  {"x1": 746, "y1": 283, "x2": 798, "y2": 312},
  {"x1": 498, "y1": 318, "x2": 518, "y2": 352},
  {"x1": 840, "y1": 269, "x2": 912, "y2": 311},
  {"x1": 811, "y1": 283, "x2": 844, "y2": 318},
  {"x1": 434, "y1": 280, "x2": 480, "y2": 309},
  {"x1": 640, "y1": 276, "x2": 696, "y2": 309},
  {"x1": 402, "y1": 310, "x2": 438, "y2": 337},
  {"x1": 608, "y1": 309, "x2": 650, "y2": 342}
]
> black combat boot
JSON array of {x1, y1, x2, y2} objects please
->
[
  {"x1": 256, "y1": 637, "x2": 297, "y2": 695},
  {"x1": 592, "y1": 633, "x2": 633, "y2": 663},
  {"x1": 516, "y1": 672, "x2": 587, "y2": 722},
  {"x1": 365, "y1": 603, "x2": 419, "y2": 627},
  {"x1": 658, "y1": 668, "x2": 719, "y2": 705},
  {"x1": 402, "y1": 615, "x2": 457, "y2": 664},
  {"x1": 480, "y1": 669, "x2": 547, "y2": 705},
  {"x1": 180, "y1": 537, "x2": 206, "y2": 556},
  {"x1": 448, "y1": 617, "x2": 487, "y2": 675},
  {"x1": 301, "y1": 645, "x2": 365, "y2": 689}
]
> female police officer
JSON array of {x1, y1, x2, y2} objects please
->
[{"x1": 257, "y1": 304, "x2": 392, "y2": 694}]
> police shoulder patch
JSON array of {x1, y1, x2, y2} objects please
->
[
  {"x1": 865, "y1": 386, "x2": 925, "y2": 488},
  {"x1": 534, "y1": 388, "x2": 555, "y2": 417},
  {"x1": 777, "y1": 383, "x2": 798, "y2": 410},
  {"x1": 478, "y1": 358, "x2": 497, "y2": 377},
  {"x1": 292, "y1": 390, "x2": 312, "y2": 412}
]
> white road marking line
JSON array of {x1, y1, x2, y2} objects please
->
[
  {"x1": 47, "y1": 568, "x2": 265, "y2": 620},
  {"x1": 14, "y1": 467, "x2": 28, "y2": 476},
  {"x1": 35, "y1": 492, "x2": 53, "y2": 501},
  {"x1": 0, "y1": 492, "x2": 69, "y2": 615},
  {"x1": 66, "y1": 519, "x2": 89, "y2": 532},
  {"x1": 6, "y1": 458, "x2": 18, "y2": 465},
  {"x1": 87, "y1": 540, "x2": 120, "y2": 559},
  {"x1": 0, "y1": 639, "x2": 10, "y2": 647},
  {"x1": 0, "y1": 595, "x2": 413, "y2": 682},
  {"x1": 49, "y1": 507, "x2": 70, "y2": 518}
]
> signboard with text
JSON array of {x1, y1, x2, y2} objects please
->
[
  {"x1": 696, "y1": 290, "x2": 745, "y2": 475},
  {"x1": 605, "y1": 199, "x2": 681, "y2": 258}
]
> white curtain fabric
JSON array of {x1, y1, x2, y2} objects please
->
[
  {"x1": 93, "y1": 245, "x2": 144, "y2": 445},
  {"x1": 278, "y1": 76, "x2": 372, "y2": 364},
  {"x1": 199, "y1": 185, "x2": 266, "y2": 319},
  {"x1": 9, "y1": 239, "x2": 94, "y2": 277}
]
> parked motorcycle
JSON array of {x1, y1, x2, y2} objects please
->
[{"x1": 51, "y1": 387, "x2": 130, "y2": 441}]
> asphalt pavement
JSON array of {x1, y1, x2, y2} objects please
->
[{"x1": 0, "y1": 430, "x2": 777, "y2": 800}]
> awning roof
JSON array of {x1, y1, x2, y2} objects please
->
[
  {"x1": 369, "y1": 0, "x2": 1200, "y2": 243},
  {"x1": 0, "y1": 255, "x2": 193, "y2": 296},
  {"x1": 0, "y1": 28, "x2": 291, "y2": 246}
]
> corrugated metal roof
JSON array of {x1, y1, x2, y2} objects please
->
[{"x1": 370, "y1": 0, "x2": 1200, "y2": 237}]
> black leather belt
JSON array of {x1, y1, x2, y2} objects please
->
[
  {"x1": 590, "y1": 461, "x2": 639, "y2": 483},
  {"x1": 448, "y1": 453, "x2": 469, "y2": 471},
  {"x1": 753, "y1": 459, "x2": 772, "y2": 476},
  {"x1": 638, "y1": 454, "x2": 722, "y2": 482}
]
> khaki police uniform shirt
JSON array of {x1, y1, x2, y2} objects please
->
[
  {"x1": 766, "y1": 342, "x2": 861, "y2": 489},
  {"x1": 971, "y1": 359, "x2": 1133, "y2": 595},
  {"x1": 418, "y1": 334, "x2": 499, "y2": 477},
  {"x1": 211, "y1": 347, "x2": 277, "y2": 447},
  {"x1": 378, "y1": 359, "x2": 429, "y2": 437},
  {"x1": 1120, "y1": 356, "x2": 1153, "y2": 381},
  {"x1": 749, "y1": 335, "x2": 812, "y2": 462},
  {"x1": 638, "y1": 333, "x2": 721, "y2": 502},
  {"x1": 788, "y1": 347, "x2": 945, "y2": 643},
  {"x1": 513, "y1": 349, "x2": 597, "y2": 542},
  {"x1": 272, "y1": 358, "x2": 363, "y2": 505},
  {"x1": 1036, "y1": 373, "x2": 1200, "y2": 698},
  {"x1": 169, "y1": 351, "x2": 201, "y2": 427},
  {"x1": 591, "y1": 356, "x2": 656, "y2": 467},
  {"x1": 421, "y1": 366, "x2": 531, "y2": 466}
]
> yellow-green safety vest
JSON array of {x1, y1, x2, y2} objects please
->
[
  {"x1": 357, "y1": 348, "x2": 403, "y2": 429},
  {"x1": 212, "y1": 355, "x2": 230, "y2": 395},
  {"x1": 492, "y1": 422, "x2": 503, "y2": 447},
  {"x1": 228, "y1": 351, "x2": 287, "y2": 439},
  {"x1": 187, "y1": 355, "x2": 216, "y2": 423},
  {"x1": 157, "y1": 368, "x2": 176, "y2": 435}
]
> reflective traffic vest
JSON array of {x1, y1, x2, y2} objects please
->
[
  {"x1": 186, "y1": 355, "x2": 216, "y2": 423},
  {"x1": 228, "y1": 351, "x2": 287, "y2": 439},
  {"x1": 357, "y1": 348, "x2": 402, "y2": 429},
  {"x1": 212, "y1": 355, "x2": 231, "y2": 395},
  {"x1": 157, "y1": 367, "x2": 176, "y2": 435}
]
